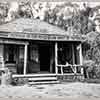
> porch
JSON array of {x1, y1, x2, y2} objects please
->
[{"x1": 0, "y1": 39, "x2": 84, "y2": 84}]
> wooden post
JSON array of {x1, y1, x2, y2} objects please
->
[
  {"x1": 55, "y1": 42, "x2": 58, "y2": 74},
  {"x1": 79, "y1": 43, "x2": 83, "y2": 65},
  {"x1": 50, "y1": 45, "x2": 53, "y2": 73},
  {"x1": 72, "y1": 44, "x2": 77, "y2": 74},
  {"x1": 0, "y1": 44, "x2": 4, "y2": 68},
  {"x1": 24, "y1": 44, "x2": 28, "y2": 75},
  {"x1": 0, "y1": 44, "x2": 6, "y2": 86},
  {"x1": 79, "y1": 43, "x2": 84, "y2": 76},
  {"x1": 61, "y1": 65, "x2": 63, "y2": 75},
  {"x1": 72, "y1": 44, "x2": 75, "y2": 65}
]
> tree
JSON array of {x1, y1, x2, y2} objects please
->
[
  {"x1": 0, "y1": 2, "x2": 8, "y2": 24},
  {"x1": 83, "y1": 31, "x2": 100, "y2": 78},
  {"x1": 18, "y1": 1, "x2": 33, "y2": 18}
]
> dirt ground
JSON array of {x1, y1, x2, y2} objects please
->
[{"x1": 0, "y1": 82, "x2": 100, "y2": 100}]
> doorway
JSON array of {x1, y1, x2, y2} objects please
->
[{"x1": 39, "y1": 44, "x2": 50, "y2": 72}]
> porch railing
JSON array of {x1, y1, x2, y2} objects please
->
[{"x1": 56, "y1": 64, "x2": 83, "y2": 75}]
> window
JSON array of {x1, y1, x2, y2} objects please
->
[
  {"x1": 5, "y1": 45, "x2": 16, "y2": 64},
  {"x1": 19, "y1": 46, "x2": 24, "y2": 60},
  {"x1": 29, "y1": 44, "x2": 39, "y2": 63},
  {"x1": 58, "y1": 43, "x2": 72, "y2": 65}
]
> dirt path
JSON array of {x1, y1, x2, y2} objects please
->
[{"x1": 0, "y1": 82, "x2": 100, "y2": 100}]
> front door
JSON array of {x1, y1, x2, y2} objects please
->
[{"x1": 39, "y1": 44, "x2": 50, "y2": 72}]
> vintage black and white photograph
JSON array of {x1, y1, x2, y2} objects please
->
[{"x1": 0, "y1": 0, "x2": 100, "y2": 100}]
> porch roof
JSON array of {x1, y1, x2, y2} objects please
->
[
  {"x1": 0, "y1": 18, "x2": 68, "y2": 34},
  {"x1": 0, "y1": 18, "x2": 85, "y2": 41}
]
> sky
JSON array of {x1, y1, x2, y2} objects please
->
[
  {"x1": 0, "y1": 0, "x2": 100, "y2": 6},
  {"x1": 72, "y1": 2, "x2": 100, "y2": 8}
]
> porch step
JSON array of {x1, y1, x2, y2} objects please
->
[
  {"x1": 27, "y1": 74, "x2": 59, "y2": 85},
  {"x1": 28, "y1": 80, "x2": 60, "y2": 85},
  {"x1": 28, "y1": 77, "x2": 57, "y2": 81},
  {"x1": 12, "y1": 74, "x2": 60, "y2": 85}
]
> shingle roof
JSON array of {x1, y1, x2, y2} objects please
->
[
  {"x1": 0, "y1": 18, "x2": 69, "y2": 35},
  {"x1": 0, "y1": 18, "x2": 86, "y2": 41}
]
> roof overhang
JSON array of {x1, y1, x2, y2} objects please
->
[{"x1": 0, "y1": 31, "x2": 86, "y2": 42}]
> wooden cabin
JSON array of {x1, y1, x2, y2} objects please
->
[{"x1": 0, "y1": 18, "x2": 85, "y2": 84}]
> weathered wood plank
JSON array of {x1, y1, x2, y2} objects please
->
[
  {"x1": 28, "y1": 77, "x2": 57, "y2": 81},
  {"x1": 55, "y1": 42, "x2": 58, "y2": 75},
  {"x1": 72, "y1": 44, "x2": 75, "y2": 65},
  {"x1": 23, "y1": 44, "x2": 28, "y2": 75},
  {"x1": 79, "y1": 43, "x2": 83, "y2": 65},
  {"x1": 28, "y1": 81, "x2": 60, "y2": 85},
  {"x1": 12, "y1": 74, "x2": 57, "y2": 78},
  {"x1": 0, "y1": 39, "x2": 28, "y2": 45}
]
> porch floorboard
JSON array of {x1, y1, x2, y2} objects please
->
[{"x1": 12, "y1": 73, "x2": 57, "y2": 78}]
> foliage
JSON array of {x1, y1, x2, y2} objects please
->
[
  {"x1": 0, "y1": 1, "x2": 96, "y2": 35},
  {"x1": 0, "y1": 2, "x2": 8, "y2": 24},
  {"x1": 83, "y1": 32, "x2": 100, "y2": 79}
]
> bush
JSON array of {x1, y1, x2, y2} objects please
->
[
  {"x1": 84, "y1": 78, "x2": 100, "y2": 83},
  {"x1": 83, "y1": 60, "x2": 100, "y2": 79},
  {"x1": 11, "y1": 78, "x2": 28, "y2": 86}
]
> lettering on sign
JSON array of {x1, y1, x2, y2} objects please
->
[
  {"x1": 7, "y1": 32, "x2": 83, "y2": 41},
  {"x1": 48, "y1": 35, "x2": 56, "y2": 40},
  {"x1": 8, "y1": 33, "x2": 25, "y2": 38},
  {"x1": 23, "y1": 28, "x2": 48, "y2": 34},
  {"x1": 23, "y1": 28, "x2": 33, "y2": 32}
]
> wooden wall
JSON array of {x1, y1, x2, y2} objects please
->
[{"x1": 0, "y1": 44, "x2": 4, "y2": 68}]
